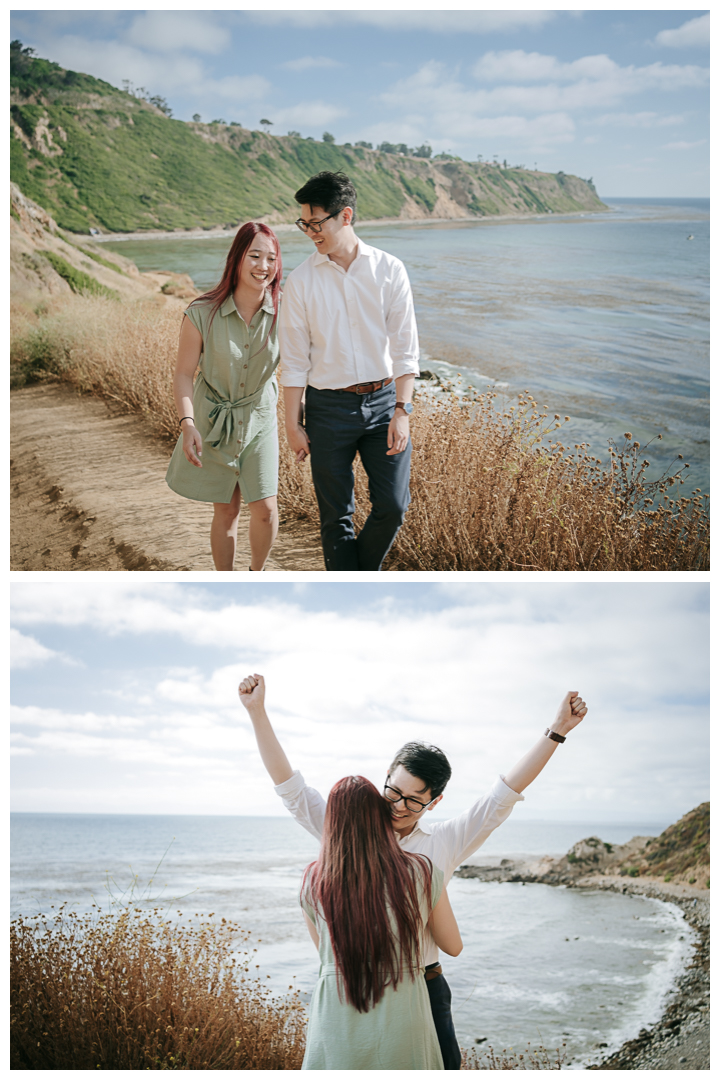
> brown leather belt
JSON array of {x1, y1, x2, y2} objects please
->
[
  {"x1": 424, "y1": 963, "x2": 443, "y2": 982},
  {"x1": 339, "y1": 377, "x2": 393, "y2": 394}
]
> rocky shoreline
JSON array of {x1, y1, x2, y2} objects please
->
[{"x1": 454, "y1": 856, "x2": 709, "y2": 1070}]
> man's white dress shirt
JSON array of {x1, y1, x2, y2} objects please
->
[
  {"x1": 275, "y1": 770, "x2": 525, "y2": 965},
  {"x1": 278, "y1": 238, "x2": 420, "y2": 390}
]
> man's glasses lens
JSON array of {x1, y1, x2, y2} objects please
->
[
  {"x1": 384, "y1": 785, "x2": 425, "y2": 812},
  {"x1": 295, "y1": 211, "x2": 339, "y2": 234}
]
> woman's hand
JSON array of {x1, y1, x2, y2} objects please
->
[
  {"x1": 181, "y1": 421, "x2": 203, "y2": 467},
  {"x1": 553, "y1": 691, "x2": 588, "y2": 736},
  {"x1": 238, "y1": 673, "x2": 265, "y2": 710}
]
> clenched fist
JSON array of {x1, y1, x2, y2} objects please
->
[{"x1": 238, "y1": 673, "x2": 265, "y2": 710}]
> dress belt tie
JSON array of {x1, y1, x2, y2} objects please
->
[{"x1": 205, "y1": 384, "x2": 266, "y2": 447}]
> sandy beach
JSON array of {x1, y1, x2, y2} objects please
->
[
  {"x1": 91, "y1": 209, "x2": 599, "y2": 245},
  {"x1": 455, "y1": 857, "x2": 709, "y2": 1070}
]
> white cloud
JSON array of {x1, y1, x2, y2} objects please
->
[
  {"x1": 380, "y1": 56, "x2": 708, "y2": 138},
  {"x1": 662, "y1": 139, "x2": 707, "y2": 150},
  {"x1": 10, "y1": 584, "x2": 708, "y2": 818},
  {"x1": 10, "y1": 629, "x2": 61, "y2": 669},
  {"x1": 282, "y1": 56, "x2": 342, "y2": 72},
  {"x1": 655, "y1": 14, "x2": 710, "y2": 49},
  {"x1": 473, "y1": 50, "x2": 619, "y2": 84},
  {"x1": 249, "y1": 12, "x2": 556, "y2": 33},
  {"x1": 595, "y1": 112, "x2": 685, "y2": 128},
  {"x1": 125, "y1": 12, "x2": 230, "y2": 55}
]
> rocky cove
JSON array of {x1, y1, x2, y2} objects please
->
[{"x1": 455, "y1": 805, "x2": 709, "y2": 1070}]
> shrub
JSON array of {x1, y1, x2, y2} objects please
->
[
  {"x1": 10, "y1": 905, "x2": 306, "y2": 1070},
  {"x1": 40, "y1": 251, "x2": 120, "y2": 299}
]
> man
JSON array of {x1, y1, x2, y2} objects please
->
[
  {"x1": 278, "y1": 171, "x2": 419, "y2": 571},
  {"x1": 238, "y1": 673, "x2": 588, "y2": 1070}
]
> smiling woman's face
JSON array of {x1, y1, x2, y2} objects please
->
[{"x1": 237, "y1": 234, "x2": 278, "y2": 292}]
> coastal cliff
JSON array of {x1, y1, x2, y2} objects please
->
[{"x1": 11, "y1": 44, "x2": 606, "y2": 234}]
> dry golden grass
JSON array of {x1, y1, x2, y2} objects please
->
[
  {"x1": 10, "y1": 292, "x2": 709, "y2": 571},
  {"x1": 463, "y1": 1041, "x2": 567, "y2": 1069},
  {"x1": 10, "y1": 905, "x2": 306, "y2": 1070}
]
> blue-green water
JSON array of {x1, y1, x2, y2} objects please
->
[
  {"x1": 104, "y1": 198, "x2": 709, "y2": 491},
  {"x1": 11, "y1": 812, "x2": 695, "y2": 1069}
]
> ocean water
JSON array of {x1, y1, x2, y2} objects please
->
[
  {"x1": 104, "y1": 197, "x2": 709, "y2": 492},
  {"x1": 11, "y1": 813, "x2": 694, "y2": 1070}
]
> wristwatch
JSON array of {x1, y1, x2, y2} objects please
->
[
  {"x1": 394, "y1": 401, "x2": 414, "y2": 415},
  {"x1": 544, "y1": 728, "x2": 566, "y2": 743}
]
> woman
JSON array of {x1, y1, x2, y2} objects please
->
[
  {"x1": 166, "y1": 222, "x2": 282, "y2": 571},
  {"x1": 300, "y1": 775, "x2": 462, "y2": 1070}
]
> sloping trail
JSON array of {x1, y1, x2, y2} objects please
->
[{"x1": 11, "y1": 382, "x2": 325, "y2": 572}]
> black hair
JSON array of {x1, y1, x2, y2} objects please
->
[
  {"x1": 294, "y1": 171, "x2": 357, "y2": 225},
  {"x1": 387, "y1": 741, "x2": 452, "y2": 801}
]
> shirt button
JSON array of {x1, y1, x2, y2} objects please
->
[
  {"x1": 241, "y1": 383, "x2": 245, "y2": 388},
  {"x1": 244, "y1": 344, "x2": 249, "y2": 349},
  {"x1": 244, "y1": 364, "x2": 248, "y2": 369}
]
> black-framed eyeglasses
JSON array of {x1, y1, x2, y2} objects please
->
[
  {"x1": 295, "y1": 211, "x2": 340, "y2": 234},
  {"x1": 383, "y1": 780, "x2": 433, "y2": 814}
]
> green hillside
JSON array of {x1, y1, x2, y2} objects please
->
[{"x1": 11, "y1": 42, "x2": 606, "y2": 234}]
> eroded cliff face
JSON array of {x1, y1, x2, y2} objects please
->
[{"x1": 10, "y1": 183, "x2": 195, "y2": 302}]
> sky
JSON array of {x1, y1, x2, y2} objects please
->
[
  {"x1": 11, "y1": 8, "x2": 710, "y2": 197},
  {"x1": 10, "y1": 581, "x2": 709, "y2": 825}
]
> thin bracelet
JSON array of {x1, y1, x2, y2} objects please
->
[{"x1": 179, "y1": 416, "x2": 194, "y2": 425}]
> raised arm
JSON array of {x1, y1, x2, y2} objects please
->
[
  {"x1": 503, "y1": 691, "x2": 588, "y2": 795},
  {"x1": 427, "y1": 885, "x2": 463, "y2": 957},
  {"x1": 238, "y1": 674, "x2": 294, "y2": 786}
]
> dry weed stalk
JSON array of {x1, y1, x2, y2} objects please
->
[
  {"x1": 10, "y1": 294, "x2": 709, "y2": 571},
  {"x1": 463, "y1": 1040, "x2": 567, "y2": 1069},
  {"x1": 10, "y1": 905, "x2": 306, "y2": 1070}
]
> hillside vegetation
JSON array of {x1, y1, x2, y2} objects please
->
[{"x1": 11, "y1": 41, "x2": 606, "y2": 234}]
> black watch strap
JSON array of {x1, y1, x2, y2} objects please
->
[{"x1": 545, "y1": 728, "x2": 566, "y2": 743}]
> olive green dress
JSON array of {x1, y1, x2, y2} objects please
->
[
  {"x1": 300, "y1": 862, "x2": 445, "y2": 1070},
  {"x1": 165, "y1": 292, "x2": 279, "y2": 505}
]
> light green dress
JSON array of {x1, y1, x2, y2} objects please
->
[
  {"x1": 300, "y1": 862, "x2": 445, "y2": 1070},
  {"x1": 165, "y1": 292, "x2": 279, "y2": 505}
]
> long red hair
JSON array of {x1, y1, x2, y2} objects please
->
[
  {"x1": 193, "y1": 221, "x2": 282, "y2": 329},
  {"x1": 302, "y1": 776, "x2": 433, "y2": 1013}
]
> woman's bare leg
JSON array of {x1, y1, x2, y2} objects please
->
[
  {"x1": 211, "y1": 486, "x2": 242, "y2": 570},
  {"x1": 247, "y1": 496, "x2": 278, "y2": 570}
]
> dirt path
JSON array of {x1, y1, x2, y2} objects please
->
[{"x1": 11, "y1": 382, "x2": 325, "y2": 572}]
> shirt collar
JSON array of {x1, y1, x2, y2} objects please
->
[
  {"x1": 397, "y1": 817, "x2": 434, "y2": 844},
  {"x1": 219, "y1": 290, "x2": 275, "y2": 317},
  {"x1": 310, "y1": 237, "x2": 372, "y2": 267}
]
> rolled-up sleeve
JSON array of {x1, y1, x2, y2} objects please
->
[
  {"x1": 433, "y1": 775, "x2": 525, "y2": 870},
  {"x1": 386, "y1": 261, "x2": 420, "y2": 378},
  {"x1": 278, "y1": 273, "x2": 311, "y2": 387},
  {"x1": 274, "y1": 769, "x2": 326, "y2": 841}
]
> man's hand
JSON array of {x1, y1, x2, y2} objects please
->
[
  {"x1": 386, "y1": 411, "x2": 409, "y2": 455},
  {"x1": 285, "y1": 424, "x2": 311, "y2": 464},
  {"x1": 238, "y1": 673, "x2": 265, "y2": 710},
  {"x1": 553, "y1": 691, "x2": 588, "y2": 736}
]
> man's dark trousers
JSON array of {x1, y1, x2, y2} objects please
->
[
  {"x1": 426, "y1": 968, "x2": 462, "y2": 1069},
  {"x1": 304, "y1": 381, "x2": 411, "y2": 571}
]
